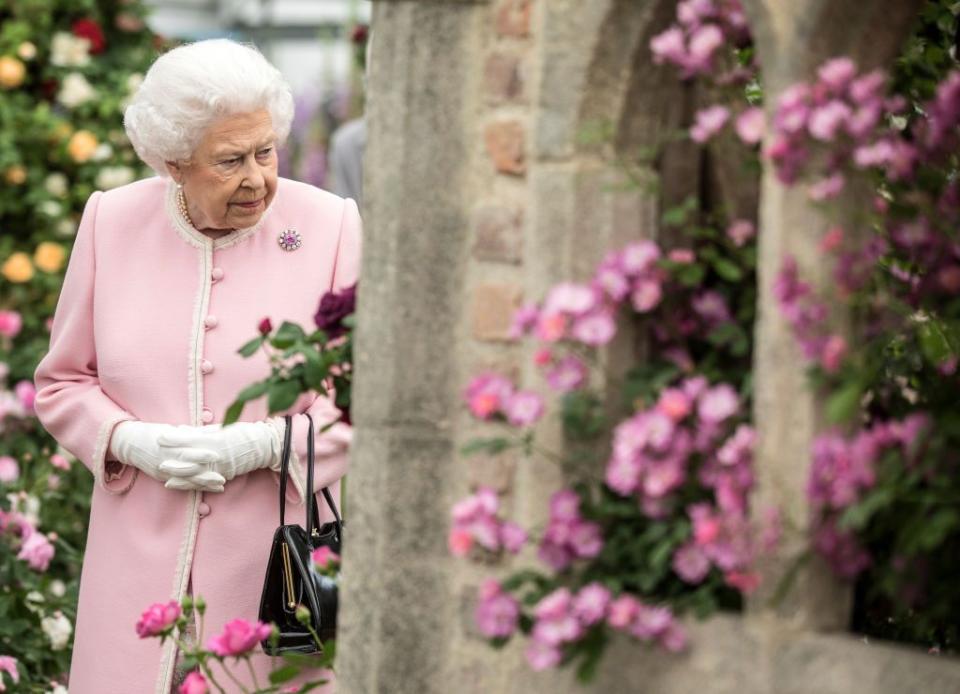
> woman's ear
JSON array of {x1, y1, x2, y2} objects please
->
[{"x1": 164, "y1": 160, "x2": 183, "y2": 183}]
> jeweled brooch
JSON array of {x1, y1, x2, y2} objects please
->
[{"x1": 278, "y1": 229, "x2": 302, "y2": 251}]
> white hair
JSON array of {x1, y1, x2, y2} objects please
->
[{"x1": 124, "y1": 39, "x2": 294, "y2": 177}]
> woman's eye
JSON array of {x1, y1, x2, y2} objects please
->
[
  {"x1": 257, "y1": 148, "x2": 273, "y2": 157},
  {"x1": 221, "y1": 157, "x2": 240, "y2": 166}
]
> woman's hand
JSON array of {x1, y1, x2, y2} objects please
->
[
  {"x1": 156, "y1": 420, "x2": 283, "y2": 483},
  {"x1": 109, "y1": 421, "x2": 227, "y2": 492}
]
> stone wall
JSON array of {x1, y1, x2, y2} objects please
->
[{"x1": 338, "y1": 1, "x2": 960, "y2": 692}]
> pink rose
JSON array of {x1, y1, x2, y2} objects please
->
[
  {"x1": 690, "y1": 105, "x2": 730, "y2": 143},
  {"x1": 820, "y1": 334, "x2": 848, "y2": 373},
  {"x1": 735, "y1": 107, "x2": 765, "y2": 144},
  {"x1": 179, "y1": 671, "x2": 209, "y2": 694},
  {"x1": 697, "y1": 383, "x2": 740, "y2": 424},
  {"x1": 50, "y1": 454, "x2": 71, "y2": 470},
  {"x1": 0, "y1": 311, "x2": 22, "y2": 339},
  {"x1": 14, "y1": 381, "x2": 35, "y2": 412},
  {"x1": 607, "y1": 594, "x2": 640, "y2": 629},
  {"x1": 17, "y1": 531, "x2": 55, "y2": 571},
  {"x1": 311, "y1": 546, "x2": 340, "y2": 571},
  {"x1": 0, "y1": 456, "x2": 19, "y2": 483},
  {"x1": 504, "y1": 390, "x2": 545, "y2": 427},
  {"x1": 0, "y1": 655, "x2": 20, "y2": 690},
  {"x1": 448, "y1": 527, "x2": 474, "y2": 557},
  {"x1": 206, "y1": 618, "x2": 273, "y2": 657},
  {"x1": 136, "y1": 600, "x2": 182, "y2": 638}
]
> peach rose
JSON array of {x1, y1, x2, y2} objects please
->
[
  {"x1": 2, "y1": 253, "x2": 34, "y2": 283},
  {"x1": 4, "y1": 165, "x2": 26, "y2": 185},
  {"x1": 0, "y1": 56, "x2": 26, "y2": 89},
  {"x1": 34, "y1": 242, "x2": 66, "y2": 273},
  {"x1": 67, "y1": 130, "x2": 98, "y2": 162}
]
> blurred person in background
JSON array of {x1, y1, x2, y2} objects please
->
[{"x1": 327, "y1": 24, "x2": 370, "y2": 205}]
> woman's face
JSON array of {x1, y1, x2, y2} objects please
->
[{"x1": 166, "y1": 109, "x2": 278, "y2": 231}]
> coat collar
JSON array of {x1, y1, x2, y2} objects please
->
[{"x1": 164, "y1": 178, "x2": 279, "y2": 250}]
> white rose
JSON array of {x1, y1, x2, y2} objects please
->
[
  {"x1": 39, "y1": 200, "x2": 63, "y2": 218},
  {"x1": 50, "y1": 33, "x2": 91, "y2": 68},
  {"x1": 126, "y1": 72, "x2": 143, "y2": 93},
  {"x1": 55, "y1": 218, "x2": 77, "y2": 237},
  {"x1": 49, "y1": 579, "x2": 66, "y2": 598},
  {"x1": 41, "y1": 611, "x2": 72, "y2": 650},
  {"x1": 46, "y1": 686, "x2": 69, "y2": 694},
  {"x1": 57, "y1": 73, "x2": 97, "y2": 109},
  {"x1": 44, "y1": 173, "x2": 68, "y2": 197},
  {"x1": 91, "y1": 143, "x2": 113, "y2": 162},
  {"x1": 95, "y1": 166, "x2": 135, "y2": 190}
]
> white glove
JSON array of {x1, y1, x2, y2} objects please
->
[
  {"x1": 109, "y1": 421, "x2": 226, "y2": 492},
  {"x1": 156, "y1": 419, "x2": 283, "y2": 483}
]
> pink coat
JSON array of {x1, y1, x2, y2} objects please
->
[{"x1": 33, "y1": 175, "x2": 361, "y2": 693}]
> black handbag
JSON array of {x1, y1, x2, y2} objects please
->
[{"x1": 258, "y1": 413, "x2": 343, "y2": 655}]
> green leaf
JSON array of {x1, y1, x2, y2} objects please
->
[
  {"x1": 236, "y1": 380, "x2": 269, "y2": 403},
  {"x1": 304, "y1": 358, "x2": 328, "y2": 390},
  {"x1": 223, "y1": 399, "x2": 245, "y2": 425},
  {"x1": 460, "y1": 437, "x2": 512, "y2": 456},
  {"x1": 272, "y1": 321, "x2": 308, "y2": 348},
  {"x1": 917, "y1": 318, "x2": 960, "y2": 366},
  {"x1": 837, "y1": 487, "x2": 895, "y2": 531},
  {"x1": 238, "y1": 336, "x2": 264, "y2": 357},
  {"x1": 711, "y1": 256, "x2": 743, "y2": 282},
  {"x1": 267, "y1": 380, "x2": 303, "y2": 413},
  {"x1": 268, "y1": 665, "x2": 301, "y2": 684},
  {"x1": 825, "y1": 379, "x2": 863, "y2": 424}
]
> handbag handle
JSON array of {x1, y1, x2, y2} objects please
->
[{"x1": 278, "y1": 414, "x2": 343, "y2": 543}]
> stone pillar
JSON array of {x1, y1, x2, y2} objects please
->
[
  {"x1": 741, "y1": 0, "x2": 926, "y2": 630},
  {"x1": 336, "y1": 2, "x2": 490, "y2": 692}
]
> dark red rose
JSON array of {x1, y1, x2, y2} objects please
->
[
  {"x1": 314, "y1": 283, "x2": 357, "y2": 338},
  {"x1": 351, "y1": 24, "x2": 369, "y2": 45},
  {"x1": 258, "y1": 317, "x2": 273, "y2": 336},
  {"x1": 72, "y1": 19, "x2": 106, "y2": 54},
  {"x1": 40, "y1": 78, "x2": 59, "y2": 101}
]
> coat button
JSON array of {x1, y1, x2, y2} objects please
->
[
  {"x1": 204, "y1": 315, "x2": 218, "y2": 330},
  {"x1": 211, "y1": 267, "x2": 224, "y2": 282},
  {"x1": 201, "y1": 408, "x2": 214, "y2": 424},
  {"x1": 198, "y1": 502, "x2": 211, "y2": 517},
  {"x1": 200, "y1": 359, "x2": 214, "y2": 375}
]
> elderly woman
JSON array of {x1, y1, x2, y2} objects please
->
[{"x1": 33, "y1": 39, "x2": 359, "y2": 693}]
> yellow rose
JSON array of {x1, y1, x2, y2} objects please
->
[
  {"x1": 34, "y1": 242, "x2": 66, "y2": 273},
  {"x1": 2, "y1": 253, "x2": 35, "y2": 283},
  {"x1": 4, "y1": 165, "x2": 26, "y2": 185},
  {"x1": 67, "y1": 130, "x2": 98, "y2": 163},
  {"x1": 0, "y1": 56, "x2": 26, "y2": 89}
]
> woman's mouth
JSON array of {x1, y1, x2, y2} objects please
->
[{"x1": 232, "y1": 198, "x2": 263, "y2": 209}]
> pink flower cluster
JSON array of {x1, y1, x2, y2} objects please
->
[
  {"x1": 650, "y1": 0, "x2": 751, "y2": 80},
  {"x1": 807, "y1": 414, "x2": 929, "y2": 578},
  {"x1": 672, "y1": 503, "x2": 759, "y2": 592},
  {"x1": 449, "y1": 487, "x2": 527, "y2": 557},
  {"x1": 765, "y1": 57, "x2": 915, "y2": 190},
  {"x1": 463, "y1": 372, "x2": 545, "y2": 427},
  {"x1": 474, "y1": 579, "x2": 520, "y2": 639},
  {"x1": 525, "y1": 586, "x2": 687, "y2": 670},
  {"x1": 773, "y1": 255, "x2": 847, "y2": 370},
  {"x1": 537, "y1": 489, "x2": 603, "y2": 571},
  {"x1": 605, "y1": 377, "x2": 745, "y2": 517}
]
